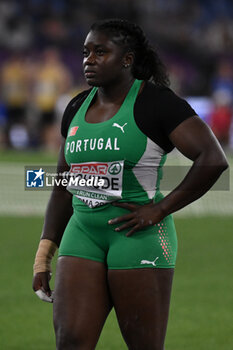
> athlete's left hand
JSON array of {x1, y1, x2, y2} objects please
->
[{"x1": 108, "y1": 201, "x2": 165, "y2": 237}]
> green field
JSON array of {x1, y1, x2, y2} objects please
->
[{"x1": 1, "y1": 215, "x2": 233, "y2": 350}]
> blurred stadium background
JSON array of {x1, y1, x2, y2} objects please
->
[{"x1": 0, "y1": 1, "x2": 232, "y2": 349}]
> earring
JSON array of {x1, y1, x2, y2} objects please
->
[{"x1": 124, "y1": 63, "x2": 130, "y2": 68}]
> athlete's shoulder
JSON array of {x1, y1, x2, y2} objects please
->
[
  {"x1": 141, "y1": 80, "x2": 195, "y2": 117},
  {"x1": 142, "y1": 81, "x2": 179, "y2": 99},
  {"x1": 134, "y1": 81, "x2": 196, "y2": 153},
  {"x1": 66, "y1": 88, "x2": 92, "y2": 112},
  {"x1": 61, "y1": 88, "x2": 92, "y2": 138}
]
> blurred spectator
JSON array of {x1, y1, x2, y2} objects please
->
[
  {"x1": 209, "y1": 60, "x2": 233, "y2": 148},
  {"x1": 32, "y1": 48, "x2": 72, "y2": 151},
  {"x1": 9, "y1": 124, "x2": 30, "y2": 149},
  {"x1": 209, "y1": 90, "x2": 232, "y2": 148},
  {"x1": 0, "y1": 0, "x2": 233, "y2": 150},
  {"x1": 0, "y1": 100, "x2": 7, "y2": 148},
  {"x1": 1, "y1": 53, "x2": 29, "y2": 148},
  {"x1": 211, "y1": 60, "x2": 233, "y2": 99},
  {"x1": 0, "y1": 1, "x2": 33, "y2": 50},
  {"x1": 55, "y1": 86, "x2": 83, "y2": 126}
]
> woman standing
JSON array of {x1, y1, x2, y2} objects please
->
[{"x1": 33, "y1": 19, "x2": 228, "y2": 350}]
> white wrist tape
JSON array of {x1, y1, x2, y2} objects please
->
[
  {"x1": 33, "y1": 239, "x2": 58, "y2": 274},
  {"x1": 35, "y1": 289, "x2": 54, "y2": 303}
]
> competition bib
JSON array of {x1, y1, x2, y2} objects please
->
[{"x1": 66, "y1": 160, "x2": 124, "y2": 208}]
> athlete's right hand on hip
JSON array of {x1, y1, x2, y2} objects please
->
[{"x1": 33, "y1": 271, "x2": 54, "y2": 303}]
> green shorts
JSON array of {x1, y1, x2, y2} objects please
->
[{"x1": 59, "y1": 204, "x2": 177, "y2": 269}]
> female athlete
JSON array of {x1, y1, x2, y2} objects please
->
[{"x1": 32, "y1": 19, "x2": 228, "y2": 350}]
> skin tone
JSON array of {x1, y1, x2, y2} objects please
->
[
  {"x1": 83, "y1": 30, "x2": 136, "y2": 122},
  {"x1": 33, "y1": 30, "x2": 228, "y2": 350}
]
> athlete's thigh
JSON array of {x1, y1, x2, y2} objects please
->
[
  {"x1": 53, "y1": 256, "x2": 112, "y2": 348},
  {"x1": 108, "y1": 268, "x2": 174, "y2": 350}
]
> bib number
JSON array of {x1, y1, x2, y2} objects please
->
[{"x1": 67, "y1": 160, "x2": 124, "y2": 208}]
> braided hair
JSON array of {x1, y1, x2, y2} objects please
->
[{"x1": 90, "y1": 19, "x2": 170, "y2": 87}]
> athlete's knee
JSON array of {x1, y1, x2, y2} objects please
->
[
  {"x1": 127, "y1": 340, "x2": 164, "y2": 350},
  {"x1": 55, "y1": 328, "x2": 77, "y2": 350},
  {"x1": 55, "y1": 324, "x2": 90, "y2": 350},
  {"x1": 124, "y1": 331, "x2": 165, "y2": 350}
]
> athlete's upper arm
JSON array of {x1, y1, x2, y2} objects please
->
[
  {"x1": 169, "y1": 115, "x2": 228, "y2": 165},
  {"x1": 57, "y1": 137, "x2": 70, "y2": 174},
  {"x1": 134, "y1": 83, "x2": 196, "y2": 153}
]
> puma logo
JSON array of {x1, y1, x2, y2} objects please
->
[
  {"x1": 140, "y1": 257, "x2": 159, "y2": 267},
  {"x1": 112, "y1": 122, "x2": 127, "y2": 133}
]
